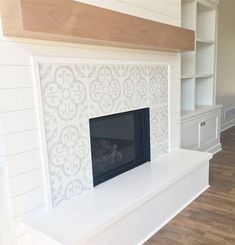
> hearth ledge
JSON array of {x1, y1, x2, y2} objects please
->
[{"x1": 25, "y1": 149, "x2": 212, "y2": 245}]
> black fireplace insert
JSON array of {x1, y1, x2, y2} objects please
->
[{"x1": 89, "y1": 108, "x2": 150, "y2": 186}]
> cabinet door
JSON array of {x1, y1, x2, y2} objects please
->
[
  {"x1": 201, "y1": 110, "x2": 220, "y2": 151},
  {"x1": 181, "y1": 117, "x2": 202, "y2": 150}
]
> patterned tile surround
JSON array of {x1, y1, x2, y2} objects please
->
[{"x1": 35, "y1": 60, "x2": 169, "y2": 207}]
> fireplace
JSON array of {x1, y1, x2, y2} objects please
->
[
  {"x1": 89, "y1": 108, "x2": 151, "y2": 186},
  {"x1": 35, "y1": 60, "x2": 169, "y2": 207}
]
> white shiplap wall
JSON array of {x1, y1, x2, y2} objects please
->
[
  {"x1": 76, "y1": 0, "x2": 181, "y2": 26},
  {"x1": 0, "y1": 1, "x2": 181, "y2": 244}
]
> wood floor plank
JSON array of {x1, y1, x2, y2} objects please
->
[{"x1": 145, "y1": 127, "x2": 235, "y2": 245}]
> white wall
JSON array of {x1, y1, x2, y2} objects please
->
[
  {"x1": 216, "y1": 0, "x2": 235, "y2": 131},
  {"x1": 0, "y1": 1, "x2": 181, "y2": 244},
  {"x1": 76, "y1": 0, "x2": 181, "y2": 26}
]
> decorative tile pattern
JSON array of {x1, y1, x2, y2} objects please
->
[
  {"x1": 89, "y1": 66, "x2": 121, "y2": 115},
  {"x1": 41, "y1": 65, "x2": 87, "y2": 121},
  {"x1": 150, "y1": 105, "x2": 169, "y2": 160},
  {"x1": 149, "y1": 65, "x2": 168, "y2": 107},
  {"x1": 123, "y1": 66, "x2": 148, "y2": 109},
  {"x1": 37, "y1": 62, "x2": 169, "y2": 207}
]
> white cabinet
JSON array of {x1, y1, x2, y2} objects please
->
[
  {"x1": 181, "y1": 118, "x2": 201, "y2": 150},
  {"x1": 200, "y1": 111, "x2": 220, "y2": 151},
  {"x1": 181, "y1": 106, "x2": 221, "y2": 153}
]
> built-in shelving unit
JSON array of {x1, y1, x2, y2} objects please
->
[
  {"x1": 181, "y1": 0, "x2": 221, "y2": 154},
  {"x1": 181, "y1": 0, "x2": 217, "y2": 114}
]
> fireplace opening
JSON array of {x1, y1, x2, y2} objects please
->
[{"x1": 89, "y1": 108, "x2": 150, "y2": 186}]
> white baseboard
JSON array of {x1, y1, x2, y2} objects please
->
[
  {"x1": 205, "y1": 143, "x2": 222, "y2": 155},
  {"x1": 221, "y1": 119, "x2": 235, "y2": 132}
]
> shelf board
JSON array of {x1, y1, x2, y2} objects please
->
[
  {"x1": 181, "y1": 104, "x2": 222, "y2": 120},
  {"x1": 181, "y1": 75, "x2": 195, "y2": 79},
  {"x1": 181, "y1": 74, "x2": 214, "y2": 79},
  {"x1": 196, "y1": 74, "x2": 214, "y2": 79},
  {"x1": 0, "y1": 0, "x2": 195, "y2": 52},
  {"x1": 196, "y1": 38, "x2": 215, "y2": 45}
]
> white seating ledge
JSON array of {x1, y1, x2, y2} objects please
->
[{"x1": 25, "y1": 149, "x2": 212, "y2": 245}]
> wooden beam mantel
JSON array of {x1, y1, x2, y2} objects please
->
[{"x1": 0, "y1": 0, "x2": 195, "y2": 52}]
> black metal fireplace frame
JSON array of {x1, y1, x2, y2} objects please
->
[{"x1": 89, "y1": 108, "x2": 151, "y2": 186}]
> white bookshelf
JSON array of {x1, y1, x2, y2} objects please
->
[
  {"x1": 181, "y1": 0, "x2": 196, "y2": 31},
  {"x1": 181, "y1": 0, "x2": 221, "y2": 154},
  {"x1": 181, "y1": 51, "x2": 195, "y2": 77},
  {"x1": 196, "y1": 41, "x2": 215, "y2": 76},
  {"x1": 195, "y1": 77, "x2": 214, "y2": 105},
  {"x1": 181, "y1": 0, "x2": 217, "y2": 113},
  {"x1": 181, "y1": 78, "x2": 195, "y2": 111},
  {"x1": 196, "y1": 2, "x2": 216, "y2": 41}
]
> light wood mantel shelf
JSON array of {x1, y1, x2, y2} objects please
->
[{"x1": 0, "y1": 0, "x2": 195, "y2": 52}]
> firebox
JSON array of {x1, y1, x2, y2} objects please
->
[{"x1": 89, "y1": 108, "x2": 150, "y2": 186}]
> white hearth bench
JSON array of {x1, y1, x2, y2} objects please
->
[{"x1": 25, "y1": 149, "x2": 212, "y2": 245}]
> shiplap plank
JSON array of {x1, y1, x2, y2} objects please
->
[
  {"x1": 0, "y1": 88, "x2": 35, "y2": 112},
  {"x1": 0, "y1": 110, "x2": 38, "y2": 135},
  {"x1": 171, "y1": 102, "x2": 181, "y2": 114},
  {"x1": 170, "y1": 113, "x2": 181, "y2": 141},
  {"x1": 8, "y1": 168, "x2": 44, "y2": 197},
  {"x1": 13, "y1": 205, "x2": 46, "y2": 236},
  {"x1": 11, "y1": 187, "x2": 45, "y2": 217},
  {"x1": 0, "y1": 41, "x2": 32, "y2": 65},
  {"x1": 77, "y1": 0, "x2": 181, "y2": 26},
  {"x1": 4, "y1": 149, "x2": 42, "y2": 177},
  {"x1": 119, "y1": 0, "x2": 180, "y2": 18},
  {"x1": 0, "y1": 135, "x2": 6, "y2": 157},
  {"x1": 171, "y1": 90, "x2": 180, "y2": 103},
  {"x1": 165, "y1": 0, "x2": 181, "y2": 6},
  {"x1": 171, "y1": 122, "x2": 181, "y2": 136},
  {"x1": 170, "y1": 78, "x2": 181, "y2": 92},
  {"x1": 171, "y1": 112, "x2": 180, "y2": 127},
  {"x1": 0, "y1": 40, "x2": 181, "y2": 66},
  {"x1": 0, "y1": 155, "x2": 6, "y2": 167},
  {"x1": 16, "y1": 233, "x2": 32, "y2": 245},
  {"x1": 0, "y1": 130, "x2": 40, "y2": 156},
  {"x1": 171, "y1": 134, "x2": 181, "y2": 149},
  {"x1": 0, "y1": 66, "x2": 32, "y2": 89},
  {"x1": 171, "y1": 66, "x2": 181, "y2": 80}
]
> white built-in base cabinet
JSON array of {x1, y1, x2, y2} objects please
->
[{"x1": 181, "y1": 105, "x2": 222, "y2": 154}]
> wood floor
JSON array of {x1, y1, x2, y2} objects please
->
[{"x1": 145, "y1": 127, "x2": 235, "y2": 245}]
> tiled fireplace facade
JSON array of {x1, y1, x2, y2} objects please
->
[{"x1": 35, "y1": 59, "x2": 169, "y2": 207}]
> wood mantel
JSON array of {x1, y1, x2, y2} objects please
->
[{"x1": 0, "y1": 0, "x2": 195, "y2": 52}]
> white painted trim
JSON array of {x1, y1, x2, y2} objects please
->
[
  {"x1": 205, "y1": 143, "x2": 222, "y2": 154},
  {"x1": 32, "y1": 56, "x2": 171, "y2": 66},
  {"x1": 138, "y1": 185, "x2": 210, "y2": 245},
  {"x1": 220, "y1": 119, "x2": 235, "y2": 132},
  {"x1": 32, "y1": 56, "x2": 171, "y2": 209},
  {"x1": 168, "y1": 65, "x2": 172, "y2": 153},
  {"x1": 197, "y1": 0, "x2": 218, "y2": 9},
  {"x1": 31, "y1": 57, "x2": 53, "y2": 210}
]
